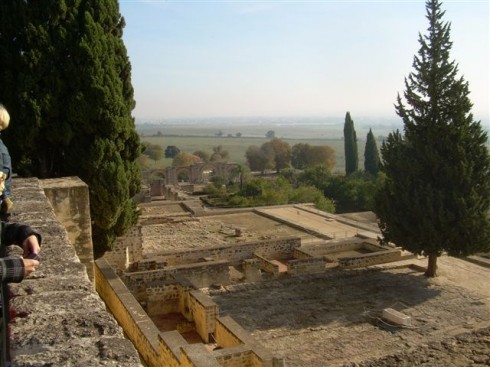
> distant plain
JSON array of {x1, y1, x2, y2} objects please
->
[
  {"x1": 136, "y1": 118, "x2": 489, "y2": 174},
  {"x1": 136, "y1": 119, "x2": 394, "y2": 173}
]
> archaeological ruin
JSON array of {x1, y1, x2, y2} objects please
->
[{"x1": 6, "y1": 177, "x2": 490, "y2": 367}]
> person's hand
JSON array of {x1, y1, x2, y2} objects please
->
[
  {"x1": 22, "y1": 235, "x2": 41, "y2": 259},
  {"x1": 22, "y1": 258, "x2": 39, "y2": 276}
]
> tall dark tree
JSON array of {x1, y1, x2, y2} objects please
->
[
  {"x1": 374, "y1": 0, "x2": 490, "y2": 277},
  {"x1": 291, "y1": 143, "x2": 310, "y2": 170},
  {"x1": 343, "y1": 112, "x2": 358, "y2": 175},
  {"x1": 0, "y1": 0, "x2": 141, "y2": 257},
  {"x1": 165, "y1": 145, "x2": 180, "y2": 159},
  {"x1": 364, "y1": 129, "x2": 380, "y2": 176}
]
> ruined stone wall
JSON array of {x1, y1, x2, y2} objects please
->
[
  {"x1": 254, "y1": 254, "x2": 280, "y2": 275},
  {"x1": 41, "y1": 176, "x2": 94, "y2": 281},
  {"x1": 214, "y1": 317, "x2": 274, "y2": 367},
  {"x1": 124, "y1": 268, "x2": 177, "y2": 298},
  {"x1": 147, "y1": 282, "x2": 181, "y2": 315},
  {"x1": 157, "y1": 332, "x2": 185, "y2": 367},
  {"x1": 338, "y1": 249, "x2": 402, "y2": 268},
  {"x1": 176, "y1": 260, "x2": 231, "y2": 288},
  {"x1": 95, "y1": 257, "x2": 162, "y2": 366},
  {"x1": 288, "y1": 257, "x2": 325, "y2": 275},
  {"x1": 104, "y1": 225, "x2": 143, "y2": 272},
  {"x1": 151, "y1": 237, "x2": 301, "y2": 266},
  {"x1": 96, "y1": 257, "x2": 276, "y2": 367},
  {"x1": 189, "y1": 290, "x2": 218, "y2": 343},
  {"x1": 10, "y1": 177, "x2": 142, "y2": 366},
  {"x1": 303, "y1": 238, "x2": 365, "y2": 255}
]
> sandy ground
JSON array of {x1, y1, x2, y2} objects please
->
[{"x1": 207, "y1": 257, "x2": 490, "y2": 367}]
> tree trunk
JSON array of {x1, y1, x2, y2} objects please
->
[{"x1": 425, "y1": 254, "x2": 438, "y2": 277}]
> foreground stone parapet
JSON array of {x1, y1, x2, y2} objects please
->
[{"x1": 8, "y1": 177, "x2": 142, "y2": 366}]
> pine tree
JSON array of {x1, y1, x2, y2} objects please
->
[
  {"x1": 364, "y1": 129, "x2": 380, "y2": 176},
  {"x1": 343, "y1": 112, "x2": 358, "y2": 175},
  {"x1": 374, "y1": 0, "x2": 490, "y2": 277},
  {"x1": 0, "y1": 0, "x2": 141, "y2": 257}
]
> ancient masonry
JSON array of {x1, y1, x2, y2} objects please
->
[
  {"x1": 8, "y1": 177, "x2": 142, "y2": 366},
  {"x1": 99, "y1": 184, "x2": 412, "y2": 367}
]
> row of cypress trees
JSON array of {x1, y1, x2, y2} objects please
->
[{"x1": 343, "y1": 111, "x2": 380, "y2": 177}]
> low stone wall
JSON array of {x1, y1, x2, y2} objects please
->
[
  {"x1": 125, "y1": 260, "x2": 231, "y2": 294},
  {"x1": 338, "y1": 249, "x2": 402, "y2": 268},
  {"x1": 151, "y1": 237, "x2": 301, "y2": 266},
  {"x1": 179, "y1": 260, "x2": 231, "y2": 288},
  {"x1": 305, "y1": 238, "x2": 365, "y2": 255},
  {"x1": 214, "y1": 316, "x2": 274, "y2": 367},
  {"x1": 288, "y1": 257, "x2": 325, "y2": 275},
  {"x1": 292, "y1": 246, "x2": 317, "y2": 259},
  {"x1": 10, "y1": 177, "x2": 142, "y2": 366},
  {"x1": 104, "y1": 225, "x2": 143, "y2": 272},
  {"x1": 124, "y1": 268, "x2": 178, "y2": 296},
  {"x1": 254, "y1": 254, "x2": 280, "y2": 275}
]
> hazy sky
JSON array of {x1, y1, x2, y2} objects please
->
[{"x1": 119, "y1": 0, "x2": 489, "y2": 123}]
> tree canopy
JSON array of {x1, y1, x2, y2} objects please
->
[
  {"x1": 291, "y1": 143, "x2": 335, "y2": 170},
  {"x1": 245, "y1": 139, "x2": 291, "y2": 173},
  {"x1": 210, "y1": 145, "x2": 230, "y2": 162},
  {"x1": 374, "y1": 0, "x2": 490, "y2": 277},
  {"x1": 172, "y1": 152, "x2": 202, "y2": 167},
  {"x1": 0, "y1": 0, "x2": 141, "y2": 257},
  {"x1": 143, "y1": 143, "x2": 163, "y2": 161},
  {"x1": 343, "y1": 112, "x2": 358, "y2": 175}
]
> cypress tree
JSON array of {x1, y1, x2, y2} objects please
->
[
  {"x1": 343, "y1": 111, "x2": 358, "y2": 175},
  {"x1": 0, "y1": 0, "x2": 141, "y2": 257},
  {"x1": 374, "y1": 0, "x2": 490, "y2": 277},
  {"x1": 364, "y1": 129, "x2": 380, "y2": 176}
]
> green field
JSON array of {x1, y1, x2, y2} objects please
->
[{"x1": 140, "y1": 135, "x2": 364, "y2": 174}]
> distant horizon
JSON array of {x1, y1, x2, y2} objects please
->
[
  {"x1": 120, "y1": 1, "x2": 489, "y2": 123},
  {"x1": 134, "y1": 113, "x2": 489, "y2": 128}
]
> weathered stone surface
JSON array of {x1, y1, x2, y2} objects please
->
[
  {"x1": 7, "y1": 177, "x2": 142, "y2": 367},
  {"x1": 342, "y1": 326, "x2": 490, "y2": 367},
  {"x1": 209, "y1": 263, "x2": 490, "y2": 367}
]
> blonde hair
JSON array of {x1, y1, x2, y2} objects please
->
[{"x1": 0, "y1": 104, "x2": 10, "y2": 131}]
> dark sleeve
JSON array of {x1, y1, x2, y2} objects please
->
[
  {"x1": 2, "y1": 222, "x2": 42, "y2": 248},
  {"x1": 0, "y1": 256, "x2": 24, "y2": 283}
]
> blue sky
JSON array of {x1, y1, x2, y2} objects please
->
[{"x1": 119, "y1": 0, "x2": 489, "y2": 124}]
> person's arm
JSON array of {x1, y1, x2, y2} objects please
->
[
  {"x1": 0, "y1": 256, "x2": 24, "y2": 283},
  {"x1": 0, "y1": 256, "x2": 38, "y2": 283},
  {"x1": 2, "y1": 222, "x2": 42, "y2": 258}
]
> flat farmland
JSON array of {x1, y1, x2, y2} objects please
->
[
  {"x1": 136, "y1": 119, "x2": 399, "y2": 173},
  {"x1": 139, "y1": 135, "x2": 356, "y2": 174}
]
